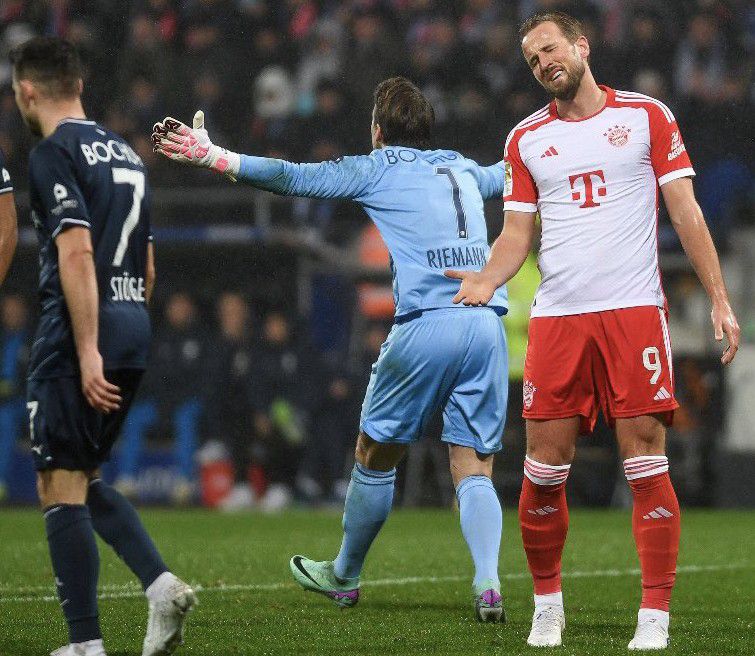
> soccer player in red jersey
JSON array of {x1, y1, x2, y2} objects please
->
[{"x1": 446, "y1": 11, "x2": 740, "y2": 650}]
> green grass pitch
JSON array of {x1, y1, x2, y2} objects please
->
[{"x1": 0, "y1": 508, "x2": 752, "y2": 655}]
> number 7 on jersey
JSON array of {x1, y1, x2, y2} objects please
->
[{"x1": 111, "y1": 168, "x2": 145, "y2": 267}]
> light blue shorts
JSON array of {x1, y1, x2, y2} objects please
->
[{"x1": 360, "y1": 307, "x2": 508, "y2": 454}]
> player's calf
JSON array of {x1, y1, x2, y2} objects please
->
[
  {"x1": 519, "y1": 457, "x2": 571, "y2": 646},
  {"x1": 624, "y1": 455, "x2": 678, "y2": 650}
]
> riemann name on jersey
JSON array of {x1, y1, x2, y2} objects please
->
[{"x1": 80, "y1": 139, "x2": 143, "y2": 167}]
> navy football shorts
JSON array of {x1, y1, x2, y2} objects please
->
[{"x1": 26, "y1": 369, "x2": 143, "y2": 471}]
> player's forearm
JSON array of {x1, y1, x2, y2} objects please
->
[
  {"x1": 0, "y1": 198, "x2": 18, "y2": 285},
  {"x1": 670, "y1": 200, "x2": 730, "y2": 305},
  {"x1": 0, "y1": 212, "x2": 18, "y2": 285},
  {"x1": 237, "y1": 155, "x2": 357, "y2": 199},
  {"x1": 145, "y1": 243, "x2": 155, "y2": 305},
  {"x1": 237, "y1": 155, "x2": 290, "y2": 194},
  {"x1": 480, "y1": 213, "x2": 535, "y2": 287},
  {"x1": 59, "y1": 250, "x2": 100, "y2": 358}
]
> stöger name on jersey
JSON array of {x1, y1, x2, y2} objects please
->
[
  {"x1": 110, "y1": 272, "x2": 146, "y2": 302},
  {"x1": 81, "y1": 139, "x2": 143, "y2": 167}
]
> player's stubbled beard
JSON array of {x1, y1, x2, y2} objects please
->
[
  {"x1": 541, "y1": 54, "x2": 585, "y2": 102},
  {"x1": 20, "y1": 110, "x2": 43, "y2": 137}
]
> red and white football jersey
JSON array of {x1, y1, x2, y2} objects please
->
[{"x1": 503, "y1": 86, "x2": 694, "y2": 317}]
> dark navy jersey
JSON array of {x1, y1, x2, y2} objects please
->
[
  {"x1": 0, "y1": 147, "x2": 13, "y2": 195},
  {"x1": 28, "y1": 118, "x2": 152, "y2": 380}
]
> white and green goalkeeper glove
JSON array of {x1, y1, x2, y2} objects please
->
[{"x1": 152, "y1": 110, "x2": 240, "y2": 181}]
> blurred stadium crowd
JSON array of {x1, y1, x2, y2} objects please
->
[
  {"x1": 1, "y1": 0, "x2": 753, "y2": 241},
  {"x1": 0, "y1": 0, "x2": 753, "y2": 507}
]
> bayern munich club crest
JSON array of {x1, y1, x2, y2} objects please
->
[
  {"x1": 604, "y1": 124, "x2": 631, "y2": 147},
  {"x1": 523, "y1": 380, "x2": 537, "y2": 409}
]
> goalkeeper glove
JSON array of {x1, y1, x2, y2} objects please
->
[{"x1": 152, "y1": 110, "x2": 240, "y2": 181}]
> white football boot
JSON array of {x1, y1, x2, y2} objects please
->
[
  {"x1": 527, "y1": 605, "x2": 566, "y2": 647},
  {"x1": 628, "y1": 608, "x2": 670, "y2": 650},
  {"x1": 50, "y1": 639, "x2": 106, "y2": 656},
  {"x1": 142, "y1": 573, "x2": 197, "y2": 656}
]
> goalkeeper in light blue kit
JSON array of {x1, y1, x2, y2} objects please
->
[{"x1": 153, "y1": 77, "x2": 509, "y2": 622}]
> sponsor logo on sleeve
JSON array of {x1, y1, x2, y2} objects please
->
[
  {"x1": 667, "y1": 130, "x2": 686, "y2": 161},
  {"x1": 504, "y1": 161, "x2": 513, "y2": 196},
  {"x1": 523, "y1": 379, "x2": 537, "y2": 409},
  {"x1": 2, "y1": 168, "x2": 10, "y2": 183}
]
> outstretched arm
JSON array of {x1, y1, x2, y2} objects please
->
[
  {"x1": 445, "y1": 210, "x2": 536, "y2": 305},
  {"x1": 152, "y1": 112, "x2": 379, "y2": 200},
  {"x1": 662, "y1": 177, "x2": 739, "y2": 364}
]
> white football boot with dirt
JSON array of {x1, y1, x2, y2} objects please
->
[
  {"x1": 142, "y1": 573, "x2": 197, "y2": 656},
  {"x1": 527, "y1": 604, "x2": 566, "y2": 647},
  {"x1": 628, "y1": 608, "x2": 670, "y2": 650}
]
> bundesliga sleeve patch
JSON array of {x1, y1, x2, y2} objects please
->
[{"x1": 504, "y1": 161, "x2": 513, "y2": 196}]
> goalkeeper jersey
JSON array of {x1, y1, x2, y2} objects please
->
[{"x1": 238, "y1": 147, "x2": 508, "y2": 318}]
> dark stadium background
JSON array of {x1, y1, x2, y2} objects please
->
[{"x1": 0, "y1": 0, "x2": 752, "y2": 509}]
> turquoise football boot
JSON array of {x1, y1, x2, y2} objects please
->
[{"x1": 290, "y1": 555, "x2": 360, "y2": 608}]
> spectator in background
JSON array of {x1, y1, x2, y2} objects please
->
[
  {"x1": 297, "y1": 358, "x2": 359, "y2": 505},
  {"x1": 249, "y1": 310, "x2": 314, "y2": 511},
  {"x1": 674, "y1": 11, "x2": 728, "y2": 104},
  {"x1": 296, "y1": 18, "x2": 344, "y2": 115},
  {"x1": 120, "y1": 11, "x2": 176, "y2": 104},
  {"x1": 117, "y1": 292, "x2": 207, "y2": 502},
  {"x1": 248, "y1": 65, "x2": 297, "y2": 149},
  {"x1": 0, "y1": 294, "x2": 29, "y2": 501},
  {"x1": 206, "y1": 292, "x2": 259, "y2": 510}
]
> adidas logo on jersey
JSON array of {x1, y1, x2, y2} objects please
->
[
  {"x1": 643, "y1": 506, "x2": 674, "y2": 520},
  {"x1": 654, "y1": 386, "x2": 671, "y2": 401},
  {"x1": 527, "y1": 505, "x2": 559, "y2": 516},
  {"x1": 540, "y1": 146, "x2": 559, "y2": 158}
]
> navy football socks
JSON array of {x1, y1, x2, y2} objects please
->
[
  {"x1": 87, "y1": 479, "x2": 168, "y2": 590},
  {"x1": 44, "y1": 504, "x2": 101, "y2": 643}
]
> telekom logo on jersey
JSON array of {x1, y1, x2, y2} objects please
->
[{"x1": 568, "y1": 169, "x2": 607, "y2": 208}]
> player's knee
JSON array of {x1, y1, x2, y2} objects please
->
[
  {"x1": 526, "y1": 444, "x2": 574, "y2": 467},
  {"x1": 617, "y1": 415, "x2": 666, "y2": 459},
  {"x1": 448, "y1": 445, "x2": 493, "y2": 487},
  {"x1": 355, "y1": 431, "x2": 405, "y2": 471},
  {"x1": 36, "y1": 470, "x2": 88, "y2": 508}
]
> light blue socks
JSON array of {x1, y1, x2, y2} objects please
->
[
  {"x1": 333, "y1": 463, "x2": 396, "y2": 580},
  {"x1": 456, "y1": 475, "x2": 502, "y2": 587}
]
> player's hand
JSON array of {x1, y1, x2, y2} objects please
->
[
  {"x1": 444, "y1": 270, "x2": 497, "y2": 306},
  {"x1": 79, "y1": 349, "x2": 122, "y2": 413},
  {"x1": 152, "y1": 111, "x2": 239, "y2": 181},
  {"x1": 711, "y1": 299, "x2": 740, "y2": 365}
]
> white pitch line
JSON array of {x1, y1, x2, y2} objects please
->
[{"x1": 0, "y1": 563, "x2": 746, "y2": 605}]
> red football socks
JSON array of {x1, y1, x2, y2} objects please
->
[
  {"x1": 624, "y1": 456, "x2": 680, "y2": 612},
  {"x1": 519, "y1": 457, "x2": 571, "y2": 595}
]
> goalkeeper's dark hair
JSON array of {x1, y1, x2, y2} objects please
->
[
  {"x1": 373, "y1": 77, "x2": 434, "y2": 150},
  {"x1": 9, "y1": 36, "x2": 82, "y2": 99}
]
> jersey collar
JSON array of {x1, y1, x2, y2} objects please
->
[
  {"x1": 57, "y1": 118, "x2": 97, "y2": 127},
  {"x1": 549, "y1": 85, "x2": 615, "y2": 122}
]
